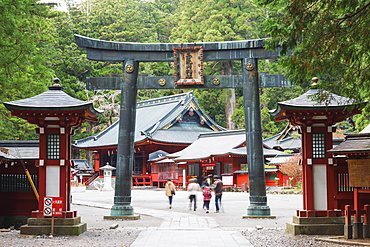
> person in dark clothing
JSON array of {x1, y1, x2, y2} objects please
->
[{"x1": 211, "y1": 175, "x2": 223, "y2": 213}]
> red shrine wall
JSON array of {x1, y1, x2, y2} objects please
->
[{"x1": 0, "y1": 161, "x2": 38, "y2": 228}]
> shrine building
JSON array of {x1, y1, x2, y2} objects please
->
[
  {"x1": 271, "y1": 82, "x2": 367, "y2": 235},
  {"x1": 328, "y1": 126, "x2": 370, "y2": 238},
  {"x1": 167, "y1": 129, "x2": 291, "y2": 189},
  {"x1": 2, "y1": 81, "x2": 100, "y2": 235},
  {"x1": 73, "y1": 92, "x2": 226, "y2": 187},
  {"x1": 0, "y1": 141, "x2": 38, "y2": 228}
]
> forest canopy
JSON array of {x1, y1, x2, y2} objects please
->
[{"x1": 0, "y1": 0, "x2": 367, "y2": 140}]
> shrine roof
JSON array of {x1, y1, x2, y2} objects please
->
[
  {"x1": 328, "y1": 133, "x2": 370, "y2": 154},
  {"x1": 226, "y1": 146, "x2": 284, "y2": 157},
  {"x1": 168, "y1": 130, "x2": 284, "y2": 161},
  {"x1": 266, "y1": 154, "x2": 295, "y2": 165},
  {"x1": 3, "y1": 84, "x2": 101, "y2": 116},
  {"x1": 150, "y1": 125, "x2": 215, "y2": 144},
  {"x1": 263, "y1": 133, "x2": 301, "y2": 150},
  {"x1": 148, "y1": 150, "x2": 169, "y2": 162},
  {"x1": 328, "y1": 124, "x2": 370, "y2": 154},
  {"x1": 270, "y1": 89, "x2": 358, "y2": 116},
  {"x1": 168, "y1": 130, "x2": 246, "y2": 161},
  {"x1": 73, "y1": 92, "x2": 225, "y2": 149},
  {"x1": 0, "y1": 141, "x2": 39, "y2": 160}
]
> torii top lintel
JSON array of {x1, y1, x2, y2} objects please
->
[{"x1": 74, "y1": 34, "x2": 281, "y2": 62}]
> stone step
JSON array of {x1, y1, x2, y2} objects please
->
[
  {"x1": 20, "y1": 222, "x2": 87, "y2": 236},
  {"x1": 292, "y1": 216, "x2": 344, "y2": 225},
  {"x1": 27, "y1": 216, "x2": 82, "y2": 226},
  {"x1": 287, "y1": 222, "x2": 344, "y2": 235}
]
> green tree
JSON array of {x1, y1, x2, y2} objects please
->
[
  {"x1": 256, "y1": 0, "x2": 370, "y2": 101},
  {"x1": 0, "y1": 0, "x2": 55, "y2": 140}
]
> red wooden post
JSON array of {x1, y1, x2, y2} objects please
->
[
  {"x1": 364, "y1": 204, "x2": 370, "y2": 238},
  {"x1": 354, "y1": 187, "x2": 361, "y2": 223},
  {"x1": 344, "y1": 205, "x2": 352, "y2": 239},
  {"x1": 353, "y1": 187, "x2": 363, "y2": 239}
]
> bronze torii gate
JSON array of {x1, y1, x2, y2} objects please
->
[{"x1": 75, "y1": 34, "x2": 288, "y2": 218}]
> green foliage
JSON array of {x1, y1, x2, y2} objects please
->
[
  {"x1": 257, "y1": 0, "x2": 370, "y2": 101},
  {"x1": 170, "y1": 0, "x2": 266, "y2": 42},
  {"x1": 0, "y1": 0, "x2": 56, "y2": 140}
]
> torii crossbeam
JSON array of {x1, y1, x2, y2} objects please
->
[{"x1": 75, "y1": 34, "x2": 288, "y2": 218}]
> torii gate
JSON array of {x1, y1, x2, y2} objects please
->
[{"x1": 75, "y1": 34, "x2": 289, "y2": 218}]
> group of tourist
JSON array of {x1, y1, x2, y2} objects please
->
[{"x1": 165, "y1": 175, "x2": 224, "y2": 213}]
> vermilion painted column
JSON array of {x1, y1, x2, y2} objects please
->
[{"x1": 326, "y1": 125, "x2": 336, "y2": 212}]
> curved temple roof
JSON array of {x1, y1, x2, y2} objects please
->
[
  {"x1": 4, "y1": 85, "x2": 101, "y2": 116},
  {"x1": 167, "y1": 130, "x2": 284, "y2": 162},
  {"x1": 74, "y1": 92, "x2": 225, "y2": 149},
  {"x1": 270, "y1": 88, "x2": 364, "y2": 124},
  {"x1": 271, "y1": 89, "x2": 358, "y2": 114}
]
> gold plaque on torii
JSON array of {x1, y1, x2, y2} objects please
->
[
  {"x1": 348, "y1": 159, "x2": 370, "y2": 187},
  {"x1": 174, "y1": 47, "x2": 203, "y2": 85}
]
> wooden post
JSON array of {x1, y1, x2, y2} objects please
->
[
  {"x1": 50, "y1": 217, "x2": 54, "y2": 236},
  {"x1": 344, "y1": 205, "x2": 352, "y2": 239},
  {"x1": 353, "y1": 187, "x2": 363, "y2": 239},
  {"x1": 363, "y1": 204, "x2": 370, "y2": 238}
]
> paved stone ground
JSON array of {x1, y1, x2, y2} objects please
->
[{"x1": 0, "y1": 189, "x2": 367, "y2": 246}]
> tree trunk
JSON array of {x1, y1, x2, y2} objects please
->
[{"x1": 223, "y1": 61, "x2": 236, "y2": 130}]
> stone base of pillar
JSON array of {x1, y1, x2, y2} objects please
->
[
  {"x1": 353, "y1": 222, "x2": 363, "y2": 239},
  {"x1": 245, "y1": 205, "x2": 272, "y2": 217},
  {"x1": 344, "y1": 224, "x2": 353, "y2": 239},
  {"x1": 363, "y1": 224, "x2": 369, "y2": 238},
  {"x1": 108, "y1": 205, "x2": 139, "y2": 220},
  {"x1": 104, "y1": 215, "x2": 140, "y2": 220}
]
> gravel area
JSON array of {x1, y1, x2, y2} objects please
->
[
  {"x1": 0, "y1": 204, "x2": 159, "y2": 247},
  {"x1": 1, "y1": 228, "x2": 139, "y2": 247},
  {"x1": 242, "y1": 228, "x2": 364, "y2": 247},
  {"x1": 1, "y1": 227, "x2": 365, "y2": 247}
]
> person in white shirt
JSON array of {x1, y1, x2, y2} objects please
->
[{"x1": 187, "y1": 178, "x2": 201, "y2": 211}]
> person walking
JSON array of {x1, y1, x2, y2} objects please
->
[
  {"x1": 165, "y1": 179, "x2": 176, "y2": 209},
  {"x1": 187, "y1": 178, "x2": 201, "y2": 211},
  {"x1": 212, "y1": 175, "x2": 223, "y2": 213},
  {"x1": 202, "y1": 183, "x2": 212, "y2": 213},
  {"x1": 201, "y1": 175, "x2": 211, "y2": 188}
]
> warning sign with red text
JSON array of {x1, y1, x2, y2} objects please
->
[{"x1": 43, "y1": 197, "x2": 63, "y2": 217}]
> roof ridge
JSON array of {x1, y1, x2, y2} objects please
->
[
  {"x1": 137, "y1": 92, "x2": 192, "y2": 108},
  {"x1": 199, "y1": 129, "x2": 245, "y2": 138}
]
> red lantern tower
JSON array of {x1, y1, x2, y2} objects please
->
[
  {"x1": 4, "y1": 79, "x2": 100, "y2": 234},
  {"x1": 271, "y1": 80, "x2": 363, "y2": 234}
]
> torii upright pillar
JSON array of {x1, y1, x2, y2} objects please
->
[
  {"x1": 243, "y1": 58, "x2": 270, "y2": 216},
  {"x1": 108, "y1": 60, "x2": 139, "y2": 218}
]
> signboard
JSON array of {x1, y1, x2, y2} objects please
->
[
  {"x1": 43, "y1": 197, "x2": 63, "y2": 217},
  {"x1": 348, "y1": 159, "x2": 370, "y2": 187},
  {"x1": 222, "y1": 175, "x2": 233, "y2": 186},
  {"x1": 201, "y1": 163, "x2": 216, "y2": 167},
  {"x1": 174, "y1": 47, "x2": 204, "y2": 85}
]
